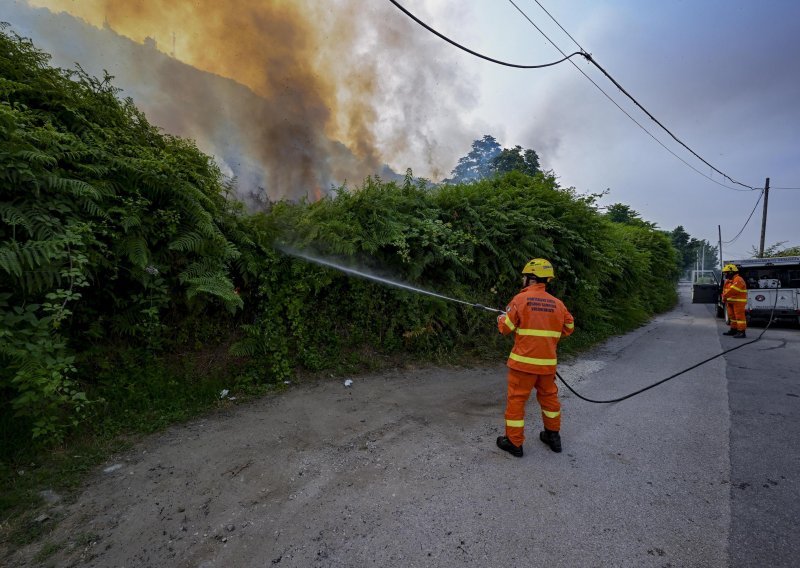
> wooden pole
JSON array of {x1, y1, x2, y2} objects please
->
[{"x1": 758, "y1": 177, "x2": 770, "y2": 257}]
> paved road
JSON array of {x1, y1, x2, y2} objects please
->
[
  {"x1": 720, "y1": 307, "x2": 800, "y2": 567},
  {"x1": 10, "y1": 285, "x2": 799, "y2": 567}
]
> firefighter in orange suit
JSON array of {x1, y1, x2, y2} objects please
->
[
  {"x1": 496, "y1": 258, "x2": 574, "y2": 457},
  {"x1": 721, "y1": 264, "x2": 748, "y2": 338}
]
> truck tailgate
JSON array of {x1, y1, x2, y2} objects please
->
[{"x1": 748, "y1": 289, "x2": 798, "y2": 312}]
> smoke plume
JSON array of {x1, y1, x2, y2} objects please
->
[{"x1": 20, "y1": 0, "x2": 477, "y2": 203}]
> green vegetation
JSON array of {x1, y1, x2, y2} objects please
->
[
  {"x1": 446, "y1": 135, "x2": 541, "y2": 183},
  {"x1": 1, "y1": 27, "x2": 679, "y2": 542},
  {"x1": 1, "y1": 25, "x2": 248, "y2": 444},
  {"x1": 669, "y1": 225, "x2": 718, "y2": 275},
  {"x1": 750, "y1": 242, "x2": 800, "y2": 258}
]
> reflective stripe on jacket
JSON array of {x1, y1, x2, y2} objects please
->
[
  {"x1": 722, "y1": 279, "x2": 732, "y2": 298},
  {"x1": 722, "y1": 274, "x2": 747, "y2": 303},
  {"x1": 497, "y1": 283, "x2": 574, "y2": 374}
]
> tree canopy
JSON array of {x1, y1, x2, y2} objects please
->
[
  {"x1": 492, "y1": 145, "x2": 540, "y2": 177},
  {"x1": 668, "y1": 226, "x2": 717, "y2": 273},
  {"x1": 446, "y1": 135, "x2": 501, "y2": 183},
  {"x1": 605, "y1": 203, "x2": 656, "y2": 229},
  {"x1": 448, "y1": 136, "x2": 543, "y2": 183}
]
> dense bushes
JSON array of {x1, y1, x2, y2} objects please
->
[
  {"x1": 1, "y1": 27, "x2": 244, "y2": 444},
  {"x1": 234, "y1": 172, "x2": 678, "y2": 383},
  {"x1": 1, "y1": 27, "x2": 678, "y2": 456}
]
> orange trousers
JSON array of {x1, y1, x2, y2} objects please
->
[
  {"x1": 504, "y1": 368, "x2": 561, "y2": 447},
  {"x1": 726, "y1": 302, "x2": 747, "y2": 331}
]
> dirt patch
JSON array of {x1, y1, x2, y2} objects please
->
[{"x1": 7, "y1": 366, "x2": 507, "y2": 567}]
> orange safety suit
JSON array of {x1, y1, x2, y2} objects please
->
[
  {"x1": 497, "y1": 283, "x2": 574, "y2": 446},
  {"x1": 722, "y1": 274, "x2": 747, "y2": 331}
]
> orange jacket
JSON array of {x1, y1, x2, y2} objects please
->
[
  {"x1": 497, "y1": 283, "x2": 575, "y2": 374},
  {"x1": 722, "y1": 274, "x2": 747, "y2": 303}
]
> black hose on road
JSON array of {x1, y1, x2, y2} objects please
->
[{"x1": 556, "y1": 297, "x2": 778, "y2": 404}]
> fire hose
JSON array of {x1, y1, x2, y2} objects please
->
[
  {"x1": 473, "y1": 294, "x2": 778, "y2": 404},
  {"x1": 285, "y1": 248, "x2": 777, "y2": 404}
]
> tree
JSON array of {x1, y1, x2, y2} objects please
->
[
  {"x1": 605, "y1": 203, "x2": 656, "y2": 229},
  {"x1": 748, "y1": 242, "x2": 800, "y2": 258},
  {"x1": 668, "y1": 226, "x2": 718, "y2": 275},
  {"x1": 447, "y1": 135, "x2": 501, "y2": 183},
  {"x1": 447, "y1": 137, "x2": 543, "y2": 183},
  {"x1": 491, "y1": 145, "x2": 540, "y2": 177},
  {"x1": 693, "y1": 239, "x2": 718, "y2": 272},
  {"x1": 669, "y1": 226, "x2": 693, "y2": 273}
]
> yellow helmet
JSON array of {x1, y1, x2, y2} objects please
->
[
  {"x1": 522, "y1": 258, "x2": 555, "y2": 280},
  {"x1": 722, "y1": 263, "x2": 739, "y2": 273}
]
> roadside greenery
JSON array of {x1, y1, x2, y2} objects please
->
[
  {"x1": 750, "y1": 242, "x2": 800, "y2": 258},
  {"x1": 1, "y1": 26, "x2": 245, "y2": 448},
  {"x1": 2, "y1": 27, "x2": 680, "y2": 535}
]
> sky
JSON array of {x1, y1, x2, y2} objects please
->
[
  {"x1": 4, "y1": 0, "x2": 799, "y2": 258},
  {"x1": 404, "y1": 0, "x2": 800, "y2": 258}
]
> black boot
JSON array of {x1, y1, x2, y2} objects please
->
[
  {"x1": 496, "y1": 436, "x2": 523, "y2": 457},
  {"x1": 722, "y1": 329, "x2": 737, "y2": 336},
  {"x1": 539, "y1": 429, "x2": 562, "y2": 453},
  {"x1": 734, "y1": 331, "x2": 747, "y2": 338}
]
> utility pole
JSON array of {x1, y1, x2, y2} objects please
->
[
  {"x1": 758, "y1": 177, "x2": 770, "y2": 258},
  {"x1": 718, "y1": 225, "x2": 723, "y2": 271},
  {"x1": 701, "y1": 242, "x2": 706, "y2": 272}
]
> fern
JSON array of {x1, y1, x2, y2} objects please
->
[
  {"x1": 184, "y1": 273, "x2": 243, "y2": 311},
  {"x1": 0, "y1": 244, "x2": 22, "y2": 277},
  {"x1": 168, "y1": 230, "x2": 206, "y2": 253},
  {"x1": 16, "y1": 149, "x2": 58, "y2": 167},
  {"x1": 178, "y1": 258, "x2": 223, "y2": 282},
  {"x1": 122, "y1": 235, "x2": 149, "y2": 268},
  {"x1": 228, "y1": 341, "x2": 259, "y2": 358},
  {"x1": 0, "y1": 202, "x2": 33, "y2": 235},
  {"x1": 0, "y1": 240, "x2": 63, "y2": 278},
  {"x1": 43, "y1": 175, "x2": 100, "y2": 200},
  {"x1": 81, "y1": 199, "x2": 108, "y2": 219},
  {"x1": 120, "y1": 213, "x2": 142, "y2": 231}
]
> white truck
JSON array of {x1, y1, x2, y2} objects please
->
[{"x1": 715, "y1": 256, "x2": 800, "y2": 325}]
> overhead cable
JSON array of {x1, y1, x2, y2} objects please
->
[
  {"x1": 387, "y1": 0, "x2": 784, "y2": 193},
  {"x1": 507, "y1": 1, "x2": 749, "y2": 192},
  {"x1": 511, "y1": 0, "x2": 760, "y2": 191},
  {"x1": 386, "y1": 0, "x2": 584, "y2": 69},
  {"x1": 583, "y1": 54, "x2": 758, "y2": 190},
  {"x1": 531, "y1": 0, "x2": 587, "y2": 52},
  {"x1": 722, "y1": 189, "x2": 764, "y2": 245}
]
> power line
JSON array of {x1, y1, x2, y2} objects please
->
[
  {"x1": 507, "y1": 0, "x2": 754, "y2": 192},
  {"x1": 584, "y1": 54, "x2": 759, "y2": 190},
  {"x1": 386, "y1": 0, "x2": 583, "y2": 69},
  {"x1": 388, "y1": 0, "x2": 797, "y2": 193},
  {"x1": 722, "y1": 189, "x2": 764, "y2": 245},
  {"x1": 514, "y1": 0, "x2": 759, "y2": 190},
  {"x1": 531, "y1": 0, "x2": 587, "y2": 52}
]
